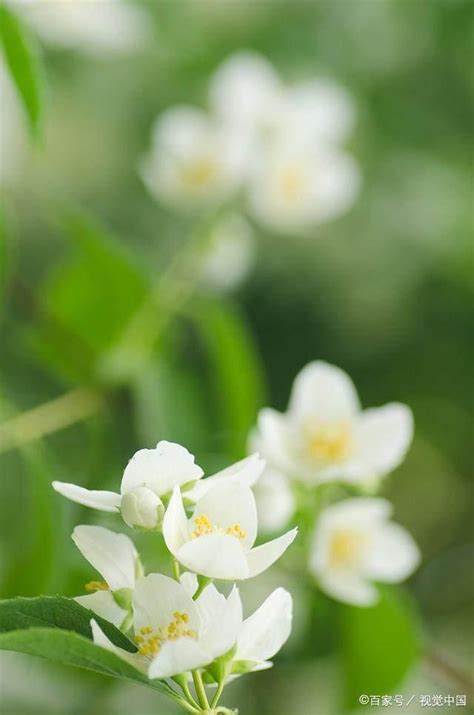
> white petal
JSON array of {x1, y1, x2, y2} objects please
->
[
  {"x1": 202, "y1": 213, "x2": 255, "y2": 292},
  {"x1": 285, "y1": 79, "x2": 355, "y2": 145},
  {"x1": 52, "y1": 481, "x2": 121, "y2": 512},
  {"x1": 90, "y1": 619, "x2": 147, "y2": 673},
  {"x1": 317, "y1": 571, "x2": 379, "y2": 607},
  {"x1": 72, "y1": 525, "x2": 137, "y2": 591},
  {"x1": 162, "y1": 486, "x2": 189, "y2": 556},
  {"x1": 253, "y1": 467, "x2": 295, "y2": 533},
  {"x1": 191, "y1": 481, "x2": 258, "y2": 549},
  {"x1": 196, "y1": 585, "x2": 242, "y2": 657},
  {"x1": 180, "y1": 571, "x2": 198, "y2": 598},
  {"x1": 150, "y1": 106, "x2": 212, "y2": 155},
  {"x1": 246, "y1": 528, "x2": 298, "y2": 579},
  {"x1": 252, "y1": 408, "x2": 295, "y2": 474},
  {"x1": 288, "y1": 361, "x2": 360, "y2": 423},
  {"x1": 177, "y1": 533, "x2": 249, "y2": 580},
  {"x1": 318, "y1": 497, "x2": 392, "y2": 530},
  {"x1": 309, "y1": 151, "x2": 361, "y2": 224},
  {"x1": 355, "y1": 404, "x2": 414, "y2": 476},
  {"x1": 121, "y1": 441, "x2": 203, "y2": 497},
  {"x1": 75, "y1": 591, "x2": 127, "y2": 629},
  {"x1": 364, "y1": 523, "x2": 420, "y2": 583},
  {"x1": 236, "y1": 588, "x2": 292, "y2": 662},
  {"x1": 185, "y1": 453, "x2": 265, "y2": 502},
  {"x1": 120, "y1": 487, "x2": 164, "y2": 530},
  {"x1": 148, "y1": 638, "x2": 211, "y2": 679},
  {"x1": 210, "y1": 51, "x2": 281, "y2": 128},
  {"x1": 132, "y1": 574, "x2": 199, "y2": 634}
]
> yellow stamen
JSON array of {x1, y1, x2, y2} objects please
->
[
  {"x1": 306, "y1": 421, "x2": 352, "y2": 463},
  {"x1": 330, "y1": 529, "x2": 365, "y2": 567},
  {"x1": 191, "y1": 513, "x2": 247, "y2": 541},
  {"x1": 136, "y1": 612, "x2": 197, "y2": 657},
  {"x1": 182, "y1": 158, "x2": 218, "y2": 190},
  {"x1": 279, "y1": 166, "x2": 306, "y2": 201},
  {"x1": 85, "y1": 581, "x2": 109, "y2": 592}
]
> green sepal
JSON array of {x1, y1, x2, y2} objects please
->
[
  {"x1": 230, "y1": 659, "x2": 260, "y2": 675},
  {"x1": 112, "y1": 588, "x2": 133, "y2": 611},
  {"x1": 205, "y1": 644, "x2": 237, "y2": 683}
]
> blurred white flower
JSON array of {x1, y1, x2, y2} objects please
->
[
  {"x1": 141, "y1": 106, "x2": 247, "y2": 209},
  {"x1": 184, "y1": 453, "x2": 265, "y2": 503},
  {"x1": 91, "y1": 573, "x2": 242, "y2": 679},
  {"x1": 163, "y1": 480, "x2": 297, "y2": 580},
  {"x1": 53, "y1": 440, "x2": 203, "y2": 529},
  {"x1": 12, "y1": 0, "x2": 149, "y2": 55},
  {"x1": 0, "y1": 60, "x2": 28, "y2": 187},
  {"x1": 252, "y1": 467, "x2": 295, "y2": 534},
  {"x1": 202, "y1": 213, "x2": 256, "y2": 292},
  {"x1": 309, "y1": 498, "x2": 420, "y2": 606},
  {"x1": 252, "y1": 361, "x2": 413, "y2": 487},
  {"x1": 247, "y1": 139, "x2": 360, "y2": 232},
  {"x1": 73, "y1": 525, "x2": 140, "y2": 627}
]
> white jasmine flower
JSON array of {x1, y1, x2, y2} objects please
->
[
  {"x1": 309, "y1": 498, "x2": 420, "y2": 606},
  {"x1": 12, "y1": 0, "x2": 148, "y2": 55},
  {"x1": 141, "y1": 106, "x2": 247, "y2": 209},
  {"x1": 202, "y1": 213, "x2": 255, "y2": 292},
  {"x1": 91, "y1": 573, "x2": 242, "y2": 679},
  {"x1": 231, "y1": 587, "x2": 292, "y2": 676},
  {"x1": 253, "y1": 361, "x2": 413, "y2": 486},
  {"x1": 73, "y1": 525, "x2": 140, "y2": 627},
  {"x1": 184, "y1": 453, "x2": 265, "y2": 503},
  {"x1": 252, "y1": 467, "x2": 295, "y2": 534},
  {"x1": 53, "y1": 441, "x2": 203, "y2": 530},
  {"x1": 163, "y1": 480, "x2": 297, "y2": 580},
  {"x1": 247, "y1": 140, "x2": 361, "y2": 232}
]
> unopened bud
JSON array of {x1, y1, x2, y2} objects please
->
[{"x1": 121, "y1": 487, "x2": 164, "y2": 530}]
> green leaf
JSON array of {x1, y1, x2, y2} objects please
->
[
  {"x1": 0, "y1": 628, "x2": 170, "y2": 694},
  {"x1": 340, "y1": 588, "x2": 420, "y2": 709},
  {"x1": 0, "y1": 596, "x2": 135, "y2": 652},
  {"x1": 0, "y1": 3, "x2": 44, "y2": 136},
  {"x1": 190, "y1": 298, "x2": 266, "y2": 458}
]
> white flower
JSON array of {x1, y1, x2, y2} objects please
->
[
  {"x1": 252, "y1": 361, "x2": 413, "y2": 486},
  {"x1": 73, "y1": 525, "x2": 140, "y2": 628},
  {"x1": 202, "y1": 213, "x2": 255, "y2": 292},
  {"x1": 91, "y1": 573, "x2": 242, "y2": 679},
  {"x1": 163, "y1": 481, "x2": 297, "y2": 580},
  {"x1": 231, "y1": 587, "x2": 292, "y2": 676},
  {"x1": 53, "y1": 441, "x2": 203, "y2": 529},
  {"x1": 184, "y1": 453, "x2": 265, "y2": 503},
  {"x1": 309, "y1": 497, "x2": 420, "y2": 606},
  {"x1": 252, "y1": 467, "x2": 295, "y2": 534},
  {"x1": 247, "y1": 139, "x2": 360, "y2": 231},
  {"x1": 141, "y1": 106, "x2": 247, "y2": 209},
  {"x1": 12, "y1": 0, "x2": 148, "y2": 55}
]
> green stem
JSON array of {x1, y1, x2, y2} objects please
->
[
  {"x1": 192, "y1": 669, "x2": 210, "y2": 710},
  {"x1": 173, "y1": 674, "x2": 201, "y2": 710},
  {"x1": 172, "y1": 557, "x2": 181, "y2": 582},
  {"x1": 210, "y1": 678, "x2": 226, "y2": 708}
]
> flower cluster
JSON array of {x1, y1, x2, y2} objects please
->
[
  {"x1": 250, "y1": 361, "x2": 420, "y2": 606},
  {"x1": 54, "y1": 445, "x2": 296, "y2": 713},
  {"x1": 140, "y1": 51, "x2": 361, "y2": 291}
]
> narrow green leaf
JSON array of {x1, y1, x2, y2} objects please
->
[
  {"x1": 340, "y1": 588, "x2": 420, "y2": 709},
  {"x1": 0, "y1": 596, "x2": 135, "y2": 652},
  {"x1": 0, "y1": 627, "x2": 170, "y2": 694},
  {"x1": 0, "y1": 3, "x2": 44, "y2": 136},
  {"x1": 190, "y1": 297, "x2": 266, "y2": 458}
]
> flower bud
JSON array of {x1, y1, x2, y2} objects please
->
[{"x1": 120, "y1": 487, "x2": 164, "y2": 530}]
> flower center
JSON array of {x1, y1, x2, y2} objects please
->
[
  {"x1": 191, "y1": 514, "x2": 246, "y2": 541},
  {"x1": 329, "y1": 529, "x2": 366, "y2": 567},
  {"x1": 182, "y1": 157, "x2": 218, "y2": 190},
  {"x1": 85, "y1": 581, "x2": 109, "y2": 592},
  {"x1": 134, "y1": 612, "x2": 197, "y2": 657},
  {"x1": 279, "y1": 165, "x2": 307, "y2": 202},
  {"x1": 305, "y1": 421, "x2": 352, "y2": 463}
]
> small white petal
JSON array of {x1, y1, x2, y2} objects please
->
[
  {"x1": 364, "y1": 523, "x2": 420, "y2": 583},
  {"x1": 132, "y1": 574, "x2": 199, "y2": 635},
  {"x1": 180, "y1": 572, "x2": 199, "y2": 598},
  {"x1": 75, "y1": 591, "x2": 127, "y2": 629},
  {"x1": 236, "y1": 588, "x2": 292, "y2": 663},
  {"x1": 148, "y1": 638, "x2": 211, "y2": 680},
  {"x1": 288, "y1": 361, "x2": 360, "y2": 423},
  {"x1": 90, "y1": 619, "x2": 146, "y2": 673},
  {"x1": 246, "y1": 527, "x2": 298, "y2": 579},
  {"x1": 121, "y1": 441, "x2": 203, "y2": 497},
  {"x1": 251, "y1": 408, "x2": 295, "y2": 474},
  {"x1": 355, "y1": 403, "x2": 414, "y2": 476},
  {"x1": 162, "y1": 487, "x2": 189, "y2": 555},
  {"x1": 196, "y1": 585, "x2": 243, "y2": 657},
  {"x1": 52, "y1": 481, "x2": 121, "y2": 512},
  {"x1": 191, "y1": 481, "x2": 258, "y2": 549},
  {"x1": 317, "y1": 571, "x2": 379, "y2": 607},
  {"x1": 177, "y1": 533, "x2": 249, "y2": 580},
  {"x1": 186, "y1": 453, "x2": 265, "y2": 502},
  {"x1": 72, "y1": 525, "x2": 137, "y2": 591}
]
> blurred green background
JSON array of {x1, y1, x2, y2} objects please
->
[{"x1": 0, "y1": 1, "x2": 472, "y2": 713}]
